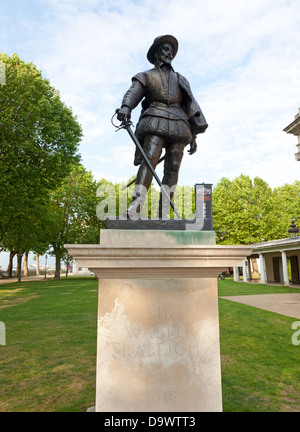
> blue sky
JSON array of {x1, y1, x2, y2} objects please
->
[{"x1": 1, "y1": 0, "x2": 300, "y2": 267}]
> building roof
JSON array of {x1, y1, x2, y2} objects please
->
[
  {"x1": 251, "y1": 237, "x2": 300, "y2": 255},
  {"x1": 283, "y1": 110, "x2": 300, "y2": 136},
  {"x1": 283, "y1": 108, "x2": 300, "y2": 161}
]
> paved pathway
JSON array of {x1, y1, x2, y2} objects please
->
[
  {"x1": 0, "y1": 275, "x2": 59, "y2": 285},
  {"x1": 221, "y1": 293, "x2": 300, "y2": 319},
  {"x1": 0, "y1": 276, "x2": 46, "y2": 285}
]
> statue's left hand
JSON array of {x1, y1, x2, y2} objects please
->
[{"x1": 188, "y1": 138, "x2": 197, "y2": 155}]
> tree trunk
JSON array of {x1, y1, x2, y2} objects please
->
[
  {"x1": 66, "y1": 259, "x2": 69, "y2": 278},
  {"x1": 17, "y1": 253, "x2": 23, "y2": 282},
  {"x1": 7, "y1": 250, "x2": 16, "y2": 278},
  {"x1": 54, "y1": 253, "x2": 62, "y2": 280},
  {"x1": 23, "y1": 251, "x2": 29, "y2": 277},
  {"x1": 36, "y1": 253, "x2": 40, "y2": 276}
]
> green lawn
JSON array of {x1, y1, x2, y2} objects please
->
[
  {"x1": 0, "y1": 277, "x2": 299, "y2": 412},
  {"x1": 0, "y1": 277, "x2": 98, "y2": 412},
  {"x1": 218, "y1": 279, "x2": 300, "y2": 412}
]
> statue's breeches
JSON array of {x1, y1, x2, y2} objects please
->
[{"x1": 136, "y1": 115, "x2": 192, "y2": 144}]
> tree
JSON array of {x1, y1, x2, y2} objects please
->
[
  {"x1": 0, "y1": 53, "x2": 82, "y2": 280},
  {"x1": 273, "y1": 181, "x2": 300, "y2": 235},
  {"x1": 1, "y1": 195, "x2": 53, "y2": 281},
  {"x1": 212, "y1": 174, "x2": 278, "y2": 245},
  {"x1": 0, "y1": 53, "x2": 82, "y2": 244},
  {"x1": 48, "y1": 164, "x2": 102, "y2": 280}
]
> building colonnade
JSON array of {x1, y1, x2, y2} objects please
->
[{"x1": 233, "y1": 237, "x2": 300, "y2": 287}]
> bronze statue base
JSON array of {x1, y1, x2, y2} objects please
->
[{"x1": 105, "y1": 217, "x2": 212, "y2": 231}]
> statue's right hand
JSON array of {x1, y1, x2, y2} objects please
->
[{"x1": 117, "y1": 106, "x2": 131, "y2": 122}]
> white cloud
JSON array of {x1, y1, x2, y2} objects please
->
[{"x1": 1, "y1": 0, "x2": 299, "y2": 189}]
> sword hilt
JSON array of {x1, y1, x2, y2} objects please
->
[{"x1": 112, "y1": 108, "x2": 132, "y2": 129}]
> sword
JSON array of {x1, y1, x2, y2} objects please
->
[{"x1": 115, "y1": 109, "x2": 181, "y2": 219}]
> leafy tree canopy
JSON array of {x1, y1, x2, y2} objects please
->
[
  {"x1": 212, "y1": 174, "x2": 299, "y2": 245},
  {"x1": 0, "y1": 53, "x2": 83, "y2": 243},
  {"x1": 48, "y1": 163, "x2": 102, "y2": 279},
  {"x1": 0, "y1": 53, "x2": 82, "y2": 193}
]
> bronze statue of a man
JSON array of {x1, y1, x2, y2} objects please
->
[{"x1": 117, "y1": 35, "x2": 208, "y2": 217}]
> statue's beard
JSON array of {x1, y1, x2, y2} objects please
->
[
  {"x1": 160, "y1": 55, "x2": 172, "y2": 65},
  {"x1": 155, "y1": 54, "x2": 173, "y2": 66}
]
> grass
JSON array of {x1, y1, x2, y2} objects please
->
[
  {"x1": 0, "y1": 276, "x2": 299, "y2": 412},
  {"x1": 218, "y1": 278, "x2": 300, "y2": 296},
  {"x1": 0, "y1": 277, "x2": 98, "y2": 412},
  {"x1": 218, "y1": 279, "x2": 300, "y2": 412}
]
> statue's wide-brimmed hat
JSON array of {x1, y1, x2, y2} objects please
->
[{"x1": 147, "y1": 35, "x2": 178, "y2": 64}]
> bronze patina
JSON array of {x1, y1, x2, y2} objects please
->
[{"x1": 117, "y1": 35, "x2": 208, "y2": 218}]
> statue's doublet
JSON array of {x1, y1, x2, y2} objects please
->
[{"x1": 122, "y1": 66, "x2": 208, "y2": 143}]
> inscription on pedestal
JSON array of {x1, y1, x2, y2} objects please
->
[
  {"x1": 101, "y1": 300, "x2": 199, "y2": 360},
  {"x1": 96, "y1": 278, "x2": 222, "y2": 412},
  {"x1": 124, "y1": 308, "x2": 198, "y2": 357}
]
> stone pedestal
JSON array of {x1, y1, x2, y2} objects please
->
[{"x1": 66, "y1": 230, "x2": 252, "y2": 412}]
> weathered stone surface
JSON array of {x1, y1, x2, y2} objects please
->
[
  {"x1": 96, "y1": 277, "x2": 222, "y2": 412},
  {"x1": 100, "y1": 229, "x2": 216, "y2": 247},
  {"x1": 65, "y1": 230, "x2": 252, "y2": 412}
]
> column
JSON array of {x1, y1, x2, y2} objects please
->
[
  {"x1": 243, "y1": 260, "x2": 248, "y2": 282},
  {"x1": 72, "y1": 260, "x2": 78, "y2": 275},
  {"x1": 247, "y1": 258, "x2": 252, "y2": 280},
  {"x1": 259, "y1": 253, "x2": 267, "y2": 284},
  {"x1": 233, "y1": 267, "x2": 240, "y2": 282},
  {"x1": 281, "y1": 251, "x2": 290, "y2": 286}
]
